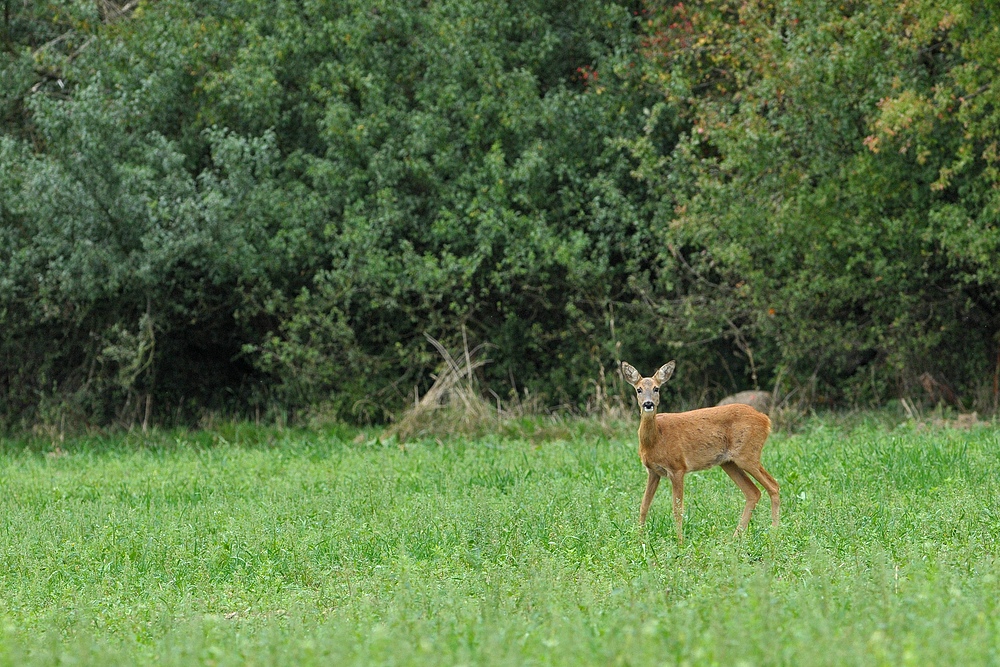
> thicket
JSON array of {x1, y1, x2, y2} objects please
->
[
  {"x1": 637, "y1": 0, "x2": 1000, "y2": 410},
  {"x1": 1, "y1": 0, "x2": 998, "y2": 430}
]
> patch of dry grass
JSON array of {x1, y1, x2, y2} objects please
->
[{"x1": 385, "y1": 333, "x2": 631, "y2": 443}]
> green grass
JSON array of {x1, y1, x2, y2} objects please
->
[{"x1": 1, "y1": 417, "x2": 998, "y2": 665}]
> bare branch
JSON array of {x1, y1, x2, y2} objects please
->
[{"x1": 32, "y1": 29, "x2": 74, "y2": 57}]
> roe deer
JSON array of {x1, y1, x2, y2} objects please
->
[{"x1": 621, "y1": 361, "x2": 779, "y2": 543}]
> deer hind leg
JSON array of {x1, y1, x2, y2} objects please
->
[
  {"x1": 742, "y1": 463, "x2": 780, "y2": 527},
  {"x1": 639, "y1": 468, "x2": 660, "y2": 526},
  {"x1": 721, "y1": 461, "x2": 761, "y2": 535}
]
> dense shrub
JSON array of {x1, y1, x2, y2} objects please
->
[
  {"x1": 0, "y1": 0, "x2": 668, "y2": 428},
  {"x1": 1, "y1": 0, "x2": 998, "y2": 431},
  {"x1": 635, "y1": 0, "x2": 1000, "y2": 408}
]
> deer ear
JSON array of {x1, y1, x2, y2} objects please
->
[
  {"x1": 653, "y1": 361, "x2": 675, "y2": 385},
  {"x1": 620, "y1": 361, "x2": 641, "y2": 386}
]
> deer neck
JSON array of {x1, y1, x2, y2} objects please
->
[{"x1": 637, "y1": 410, "x2": 660, "y2": 453}]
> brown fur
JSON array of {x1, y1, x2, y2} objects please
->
[{"x1": 621, "y1": 361, "x2": 779, "y2": 543}]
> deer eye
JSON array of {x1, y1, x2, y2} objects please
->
[
  {"x1": 653, "y1": 387, "x2": 659, "y2": 393},
  {"x1": 636, "y1": 387, "x2": 641, "y2": 394}
]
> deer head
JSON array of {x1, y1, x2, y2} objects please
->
[{"x1": 621, "y1": 361, "x2": 675, "y2": 413}]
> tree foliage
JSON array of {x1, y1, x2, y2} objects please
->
[
  {"x1": 1, "y1": 0, "x2": 665, "y2": 428},
  {"x1": 1, "y1": 0, "x2": 999, "y2": 430},
  {"x1": 635, "y1": 0, "x2": 1000, "y2": 407}
]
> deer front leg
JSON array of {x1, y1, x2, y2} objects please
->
[
  {"x1": 639, "y1": 468, "x2": 660, "y2": 525},
  {"x1": 670, "y1": 471, "x2": 685, "y2": 544}
]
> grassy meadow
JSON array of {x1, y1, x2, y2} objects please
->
[{"x1": 0, "y1": 415, "x2": 998, "y2": 665}]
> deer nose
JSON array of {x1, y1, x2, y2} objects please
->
[{"x1": 642, "y1": 401, "x2": 655, "y2": 411}]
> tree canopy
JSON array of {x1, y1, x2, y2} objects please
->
[{"x1": 1, "y1": 0, "x2": 998, "y2": 430}]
